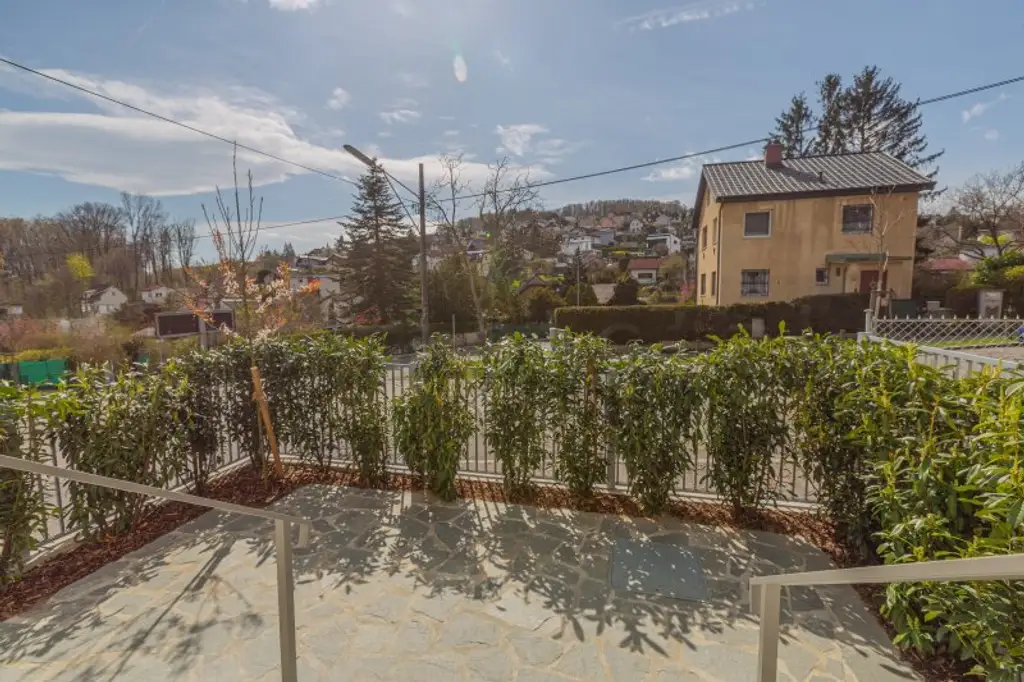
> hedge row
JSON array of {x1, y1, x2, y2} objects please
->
[{"x1": 553, "y1": 293, "x2": 869, "y2": 344}]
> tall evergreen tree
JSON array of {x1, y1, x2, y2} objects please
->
[
  {"x1": 771, "y1": 66, "x2": 942, "y2": 183},
  {"x1": 340, "y1": 164, "x2": 415, "y2": 324}
]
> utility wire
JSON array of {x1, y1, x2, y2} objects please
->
[
  {"x1": 0, "y1": 56, "x2": 360, "y2": 188},
  {"x1": 443, "y1": 74, "x2": 1024, "y2": 202}
]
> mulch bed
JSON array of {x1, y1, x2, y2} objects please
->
[{"x1": 1, "y1": 464, "x2": 970, "y2": 681}]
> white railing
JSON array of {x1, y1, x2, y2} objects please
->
[
  {"x1": 0, "y1": 454, "x2": 312, "y2": 682},
  {"x1": 749, "y1": 553, "x2": 1024, "y2": 682},
  {"x1": 865, "y1": 309, "x2": 1024, "y2": 347},
  {"x1": 861, "y1": 332, "x2": 1021, "y2": 378}
]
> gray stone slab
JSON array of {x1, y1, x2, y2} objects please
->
[{"x1": 610, "y1": 538, "x2": 710, "y2": 602}]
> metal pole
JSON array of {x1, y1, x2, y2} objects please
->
[
  {"x1": 755, "y1": 583, "x2": 781, "y2": 682},
  {"x1": 418, "y1": 163, "x2": 429, "y2": 345},
  {"x1": 275, "y1": 519, "x2": 299, "y2": 682}
]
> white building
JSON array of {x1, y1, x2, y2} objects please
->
[
  {"x1": 291, "y1": 273, "x2": 342, "y2": 295},
  {"x1": 627, "y1": 258, "x2": 662, "y2": 284},
  {"x1": 560, "y1": 235, "x2": 595, "y2": 257},
  {"x1": 141, "y1": 285, "x2": 176, "y2": 305},
  {"x1": 591, "y1": 228, "x2": 616, "y2": 247},
  {"x1": 0, "y1": 303, "x2": 23, "y2": 318},
  {"x1": 627, "y1": 219, "x2": 645, "y2": 235},
  {"x1": 646, "y1": 232, "x2": 682, "y2": 255},
  {"x1": 81, "y1": 286, "x2": 128, "y2": 316}
]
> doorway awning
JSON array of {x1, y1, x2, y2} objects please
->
[{"x1": 825, "y1": 253, "x2": 912, "y2": 264}]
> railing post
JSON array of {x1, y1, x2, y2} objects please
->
[
  {"x1": 275, "y1": 519, "x2": 298, "y2": 682},
  {"x1": 756, "y1": 583, "x2": 781, "y2": 682},
  {"x1": 863, "y1": 308, "x2": 874, "y2": 335}
]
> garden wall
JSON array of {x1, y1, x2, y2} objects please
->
[{"x1": 552, "y1": 293, "x2": 869, "y2": 344}]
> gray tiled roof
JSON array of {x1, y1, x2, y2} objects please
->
[{"x1": 702, "y1": 152, "x2": 934, "y2": 201}]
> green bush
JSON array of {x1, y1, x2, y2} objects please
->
[
  {"x1": 392, "y1": 339, "x2": 474, "y2": 500},
  {"x1": 482, "y1": 334, "x2": 550, "y2": 498},
  {"x1": 0, "y1": 384, "x2": 54, "y2": 583},
  {"x1": 554, "y1": 293, "x2": 869, "y2": 344},
  {"x1": 547, "y1": 333, "x2": 609, "y2": 498},
  {"x1": 12, "y1": 348, "x2": 71, "y2": 363},
  {"x1": 563, "y1": 283, "x2": 599, "y2": 307},
  {"x1": 605, "y1": 346, "x2": 698, "y2": 513}
]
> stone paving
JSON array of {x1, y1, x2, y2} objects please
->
[{"x1": 0, "y1": 485, "x2": 919, "y2": 682}]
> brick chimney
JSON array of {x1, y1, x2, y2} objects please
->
[{"x1": 764, "y1": 141, "x2": 783, "y2": 169}]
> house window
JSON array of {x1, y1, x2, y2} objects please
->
[
  {"x1": 842, "y1": 204, "x2": 873, "y2": 234},
  {"x1": 711, "y1": 271, "x2": 717, "y2": 295},
  {"x1": 740, "y1": 269, "x2": 770, "y2": 297},
  {"x1": 701, "y1": 226, "x2": 708, "y2": 249},
  {"x1": 744, "y1": 211, "x2": 771, "y2": 238},
  {"x1": 700, "y1": 273, "x2": 707, "y2": 295},
  {"x1": 815, "y1": 268, "x2": 829, "y2": 286},
  {"x1": 712, "y1": 218, "x2": 718, "y2": 245}
]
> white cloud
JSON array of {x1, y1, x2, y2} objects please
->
[
  {"x1": 442, "y1": 130, "x2": 459, "y2": 137},
  {"x1": 984, "y1": 129, "x2": 1000, "y2": 141},
  {"x1": 643, "y1": 155, "x2": 701, "y2": 182},
  {"x1": 962, "y1": 93, "x2": 1009, "y2": 122},
  {"x1": 268, "y1": 0, "x2": 321, "y2": 10},
  {"x1": 453, "y1": 54, "x2": 468, "y2": 83},
  {"x1": 495, "y1": 124, "x2": 548, "y2": 156},
  {"x1": 378, "y1": 131, "x2": 393, "y2": 138},
  {"x1": 0, "y1": 65, "x2": 548, "y2": 196},
  {"x1": 618, "y1": 0, "x2": 754, "y2": 30},
  {"x1": 397, "y1": 72, "x2": 428, "y2": 89},
  {"x1": 379, "y1": 98, "x2": 420, "y2": 124},
  {"x1": 326, "y1": 87, "x2": 351, "y2": 110},
  {"x1": 390, "y1": 1, "x2": 413, "y2": 17},
  {"x1": 493, "y1": 49, "x2": 512, "y2": 70}
]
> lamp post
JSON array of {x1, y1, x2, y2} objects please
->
[{"x1": 343, "y1": 145, "x2": 429, "y2": 345}]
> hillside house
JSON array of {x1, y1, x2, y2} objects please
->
[
  {"x1": 81, "y1": 286, "x2": 128, "y2": 316},
  {"x1": 591, "y1": 228, "x2": 616, "y2": 247},
  {"x1": 647, "y1": 233, "x2": 682, "y2": 255},
  {"x1": 0, "y1": 303, "x2": 23, "y2": 319},
  {"x1": 693, "y1": 142, "x2": 935, "y2": 306},
  {"x1": 561, "y1": 235, "x2": 596, "y2": 257},
  {"x1": 628, "y1": 258, "x2": 662, "y2": 284},
  {"x1": 291, "y1": 272, "x2": 342, "y2": 295},
  {"x1": 627, "y1": 219, "x2": 645, "y2": 235},
  {"x1": 141, "y1": 285, "x2": 176, "y2": 305}
]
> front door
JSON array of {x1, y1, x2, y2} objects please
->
[{"x1": 858, "y1": 269, "x2": 888, "y2": 293}]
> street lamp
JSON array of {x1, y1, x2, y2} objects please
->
[{"x1": 343, "y1": 145, "x2": 429, "y2": 345}]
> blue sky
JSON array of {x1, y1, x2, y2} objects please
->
[{"x1": 2, "y1": 0, "x2": 1023, "y2": 257}]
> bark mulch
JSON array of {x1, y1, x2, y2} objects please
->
[{"x1": 0, "y1": 464, "x2": 970, "y2": 681}]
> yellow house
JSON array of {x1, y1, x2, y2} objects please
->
[{"x1": 693, "y1": 143, "x2": 935, "y2": 306}]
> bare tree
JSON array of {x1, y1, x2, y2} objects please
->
[
  {"x1": 121, "y1": 192, "x2": 166, "y2": 293},
  {"x1": 429, "y1": 155, "x2": 538, "y2": 336},
  {"x1": 841, "y1": 186, "x2": 908, "y2": 316},
  {"x1": 943, "y1": 163, "x2": 1024, "y2": 259},
  {"x1": 172, "y1": 219, "x2": 197, "y2": 278}
]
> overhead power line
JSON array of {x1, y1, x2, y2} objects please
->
[
  {"x1": 0, "y1": 56, "x2": 360, "y2": 188},
  {"x1": 444, "y1": 73, "x2": 1024, "y2": 202}
]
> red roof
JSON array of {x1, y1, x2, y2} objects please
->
[
  {"x1": 628, "y1": 258, "x2": 663, "y2": 270},
  {"x1": 923, "y1": 258, "x2": 973, "y2": 272}
]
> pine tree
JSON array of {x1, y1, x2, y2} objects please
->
[
  {"x1": 770, "y1": 66, "x2": 942, "y2": 182},
  {"x1": 773, "y1": 94, "x2": 814, "y2": 157},
  {"x1": 340, "y1": 164, "x2": 415, "y2": 324}
]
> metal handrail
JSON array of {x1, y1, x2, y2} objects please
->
[
  {"x1": 748, "y1": 553, "x2": 1024, "y2": 681},
  {"x1": 0, "y1": 454, "x2": 312, "y2": 682}
]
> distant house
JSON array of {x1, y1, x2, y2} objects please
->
[
  {"x1": 654, "y1": 214, "x2": 674, "y2": 228},
  {"x1": 599, "y1": 216, "x2": 618, "y2": 230},
  {"x1": 627, "y1": 219, "x2": 645, "y2": 235},
  {"x1": 517, "y1": 275, "x2": 552, "y2": 296},
  {"x1": 591, "y1": 284, "x2": 616, "y2": 305},
  {"x1": 291, "y1": 272, "x2": 342, "y2": 295},
  {"x1": 141, "y1": 285, "x2": 176, "y2": 305},
  {"x1": 646, "y1": 233, "x2": 682, "y2": 255},
  {"x1": 627, "y1": 258, "x2": 663, "y2": 284},
  {"x1": 921, "y1": 258, "x2": 974, "y2": 274},
  {"x1": 294, "y1": 250, "x2": 340, "y2": 271},
  {"x1": 0, "y1": 303, "x2": 23, "y2": 319},
  {"x1": 591, "y1": 228, "x2": 616, "y2": 247},
  {"x1": 81, "y1": 286, "x2": 128, "y2": 316},
  {"x1": 561, "y1": 235, "x2": 596, "y2": 257}
]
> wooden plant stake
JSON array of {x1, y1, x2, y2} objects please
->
[{"x1": 250, "y1": 365, "x2": 284, "y2": 478}]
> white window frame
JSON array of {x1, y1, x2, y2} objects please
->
[
  {"x1": 841, "y1": 204, "x2": 873, "y2": 234},
  {"x1": 740, "y1": 269, "x2": 770, "y2": 297},
  {"x1": 743, "y1": 211, "x2": 772, "y2": 238},
  {"x1": 815, "y1": 268, "x2": 829, "y2": 286}
]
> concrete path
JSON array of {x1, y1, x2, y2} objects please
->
[{"x1": 0, "y1": 485, "x2": 918, "y2": 681}]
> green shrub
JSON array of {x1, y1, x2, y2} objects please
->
[
  {"x1": 12, "y1": 348, "x2": 71, "y2": 362},
  {"x1": 563, "y1": 283, "x2": 599, "y2": 307},
  {"x1": 0, "y1": 384, "x2": 54, "y2": 584},
  {"x1": 547, "y1": 333, "x2": 609, "y2": 498},
  {"x1": 482, "y1": 334, "x2": 550, "y2": 498},
  {"x1": 604, "y1": 346, "x2": 698, "y2": 512},
  {"x1": 554, "y1": 293, "x2": 868, "y2": 344},
  {"x1": 392, "y1": 339, "x2": 475, "y2": 500},
  {"x1": 522, "y1": 287, "x2": 565, "y2": 323}
]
